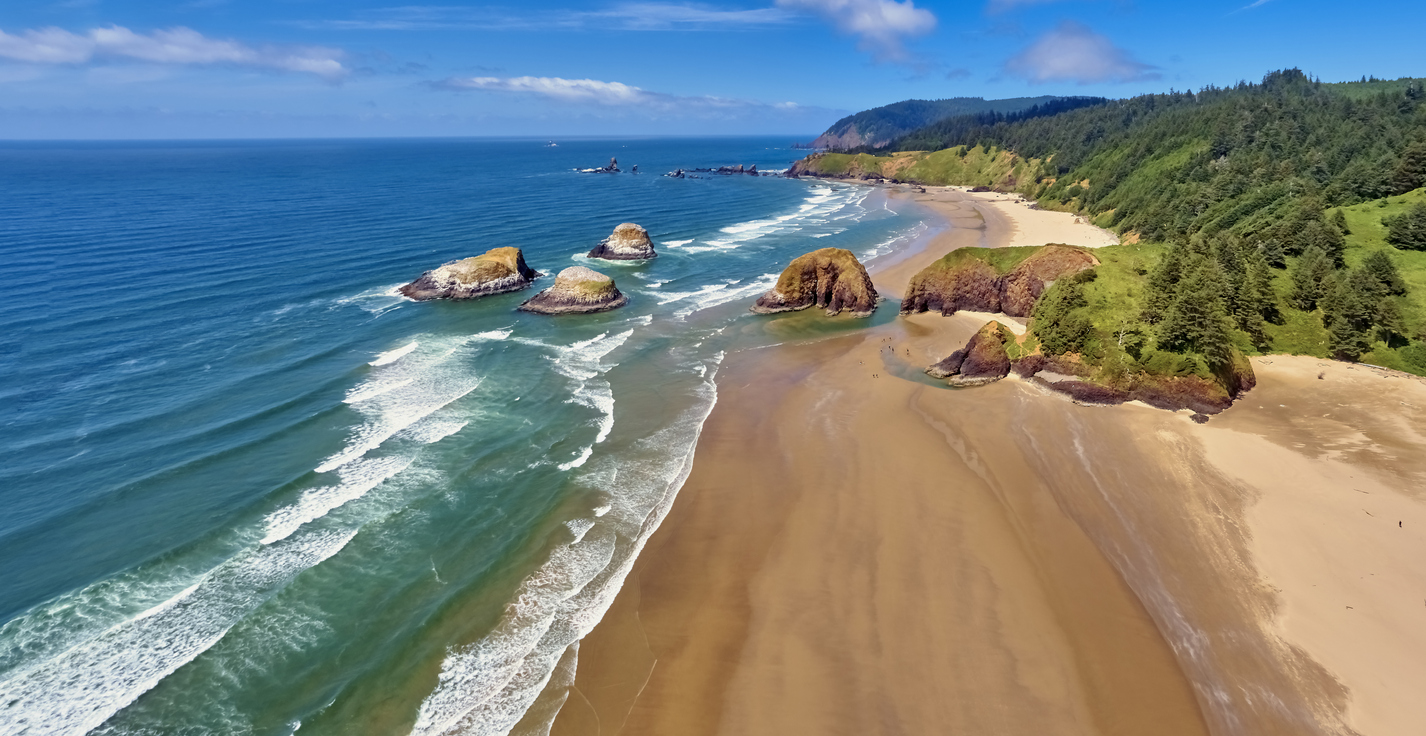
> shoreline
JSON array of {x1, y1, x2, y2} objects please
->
[{"x1": 544, "y1": 178, "x2": 1426, "y2": 736}]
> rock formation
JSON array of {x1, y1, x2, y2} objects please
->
[
  {"x1": 518, "y1": 266, "x2": 628, "y2": 315},
  {"x1": 927, "y1": 321, "x2": 1013, "y2": 386},
  {"x1": 751, "y1": 248, "x2": 879, "y2": 317},
  {"x1": 587, "y1": 223, "x2": 657, "y2": 261},
  {"x1": 399, "y1": 247, "x2": 540, "y2": 301},
  {"x1": 901, "y1": 244, "x2": 1099, "y2": 317},
  {"x1": 580, "y1": 157, "x2": 621, "y2": 174}
]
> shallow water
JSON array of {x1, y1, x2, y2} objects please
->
[{"x1": 0, "y1": 138, "x2": 930, "y2": 735}]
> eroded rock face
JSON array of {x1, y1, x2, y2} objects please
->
[
  {"x1": 998, "y1": 246, "x2": 1100, "y2": 316},
  {"x1": 518, "y1": 266, "x2": 628, "y2": 315},
  {"x1": 587, "y1": 223, "x2": 657, "y2": 261},
  {"x1": 399, "y1": 247, "x2": 540, "y2": 301},
  {"x1": 901, "y1": 245, "x2": 1099, "y2": 317},
  {"x1": 927, "y1": 321, "x2": 1013, "y2": 386},
  {"x1": 751, "y1": 248, "x2": 879, "y2": 317}
]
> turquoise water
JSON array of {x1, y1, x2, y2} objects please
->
[{"x1": 0, "y1": 138, "x2": 929, "y2": 735}]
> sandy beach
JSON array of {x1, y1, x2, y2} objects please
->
[{"x1": 543, "y1": 187, "x2": 1426, "y2": 736}]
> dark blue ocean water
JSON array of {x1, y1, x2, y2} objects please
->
[{"x1": 0, "y1": 138, "x2": 929, "y2": 735}]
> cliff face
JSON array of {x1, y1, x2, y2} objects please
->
[
  {"x1": 810, "y1": 125, "x2": 884, "y2": 151},
  {"x1": 587, "y1": 223, "x2": 657, "y2": 261},
  {"x1": 902, "y1": 245, "x2": 1099, "y2": 317},
  {"x1": 785, "y1": 147, "x2": 1042, "y2": 191},
  {"x1": 399, "y1": 247, "x2": 540, "y2": 301},
  {"x1": 518, "y1": 266, "x2": 628, "y2": 315},
  {"x1": 927, "y1": 321, "x2": 1013, "y2": 385},
  {"x1": 751, "y1": 248, "x2": 879, "y2": 317}
]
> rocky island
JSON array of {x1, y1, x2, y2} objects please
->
[
  {"x1": 518, "y1": 266, "x2": 628, "y2": 315},
  {"x1": 398, "y1": 247, "x2": 540, "y2": 301},
  {"x1": 587, "y1": 223, "x2": 657, "y2": 261},
  {"x1": 926, "y1": 321, "x2": 1014, "y2": 386},
  {"x1": 751, "y1": 247, "x2": 879, "y2": 317}
]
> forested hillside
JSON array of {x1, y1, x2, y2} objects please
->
[
  {"x1": 808, "y1": 95, "x2": 1103, "y2": 150},
  {"x1": 794, "y1": 69, "x2": 1426, "y2": 380}
]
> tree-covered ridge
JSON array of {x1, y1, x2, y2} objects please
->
[
  {"x1": 881, "y1": 69, "x2": 1426, "y2": 244},
  {"x1": 810, "y1": 95, "x2": 1101, "y2": 150}
]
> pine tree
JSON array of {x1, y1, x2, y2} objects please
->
[
  {"x1": 1376, "y1": 298, "x2": 1408, "y2": 346},
  {"x1": 1360, "y1": 249, "x2": 1407, "y2": 296},
  {"x1": 1258, "y1": 238, "x2": 1286, "y2": 268},
  {"x1": 1328, "y1": 269, "x2": 1378, "y2": 360},
  {"x1": 1392, "y1": 142, "x2": 1426, "y2": 195},
  {"x1": 1140, "y1": 247, "x2": 1186, "y2": 323},
  {"x1": 1289, "y1": 246, "x2": 1334, "y2": 311},
  {"x1": 1331, "y1": 208, "x2": 1350, "y2": 234},
  {"x1": 1158, "y1": 264, "x2": 1234, "y2": 366},
  {"x1": 1385, "y1": 203, "x2": 1426, "y2": 250},
  {"x1": 1237, "y1": 254, "x2": 1278, "y2": 347}
]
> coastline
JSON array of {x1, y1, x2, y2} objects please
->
[{"x1": 544, "y1": 181, "x2": 1426, "y2": 736}]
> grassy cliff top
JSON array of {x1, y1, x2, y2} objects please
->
[
  {"x1": 792, "y1": 146, "x2": 1041, "y2": 191},
  {"x1": 443, "y1": 247, "x2": 526, "y2": 281},
  {"x1": 774, "y1": 247, "x2": 869, "y2": 291},
  {"x1": 922, "y1": 244, "x2": 1091, "y2": 276}
]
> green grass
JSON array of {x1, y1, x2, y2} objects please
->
[
  {"x1": 1331, "y1": 188, "x2": 1426, "y2": 373},
  {"x1": 797, "y1": 146, "x2": 1045, "y2": 191},
  {"x1": 924, "y1": 244, "x2": 1042, "y2": 274},
  {"x1": 1075, "y1": 242, "x2": 1160, "y2": 331}
]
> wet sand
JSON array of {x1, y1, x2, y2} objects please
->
[{"x1": 543, "y1": 188, "x2": 1426, "y2": 736}]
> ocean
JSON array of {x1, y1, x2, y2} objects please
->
[{"x1": 0, "y1": 137, "x2": 932, "y2": 735}]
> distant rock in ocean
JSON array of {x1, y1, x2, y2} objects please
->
[
  {"x1": 587, "y1": 223, "x2": 657, "y2": 261},
  {"x1": 901, "y1": 244, "x2": 1098, "y2": 317},
  {"x1": 519, "y1": 266, "x2": 629, "y2": 315},
  {"x1": 580, "y1": 157, "x2": 621, "y2": 174},
  {"x1": 751, "y1": 248, "x2": 878, "y2": 317},
  {"x1": 927, "y1": 321, "x2": 1013, "y2": 386},
  {"x1": 399, "y1": 247, "x2": 540, "y2": 301}
]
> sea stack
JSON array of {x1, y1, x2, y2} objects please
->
[
  {"x1": 399, "y1": 247, "x2": 539, "y2": 301},
  {"x1": 587, "y1": 223, "x2": 657, "y2": 261},
  {"x1": 751, "y1": 247, "x2": 879, "y2": 317},
  {"x1": 518, "y1": 266, "x2": 628, "y2": 315},
  {"x1": 926, "y1": 321, "x2": 1014, "y2": 386}
]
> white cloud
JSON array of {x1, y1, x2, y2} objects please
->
[
  {"x1": 306, "y1": 3, "x2": 793, "y2": 32},
  {"x1": 0, "y1": 25, "x2": 346, "y2": 79},
  {"x1": 436, "y1": 74, "x2": 831, "y2": 119},
  {"x1": 774, "y1": 0, "x2": 935, "y2": 61},
  {"x1": 1004, "y1": 21, "x2": 1157, "y2": 84},
  {"x1": 443, "y1": 76, "x2": 650, "y2": 105}
]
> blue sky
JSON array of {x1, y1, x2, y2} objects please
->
[{"x1": 1, "y1": 0, "x2": 1422, "y2": 139}]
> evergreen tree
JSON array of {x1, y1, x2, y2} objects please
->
[
  {"x1": 1332, "y1": 208, "x2": 1350, "y2": 234},
  {"x1": 1376, "y1": 298, "x2": 1408, "y2": 346},
  {"x1": 1289, "y1": 246, "x2": 1334, "y2": 311},
  {"x1": 1385, "y1": 203, "x2": 1426, "y2": 250},
  {"x1": 1237, "y1": 255, "x2": 1278, "y2": 347},
  {"x1": 1158, "y1": 264, "x2": 1234, "y2": 366},
  {"x1": 1258, "y1": 238, "x2": 1286, "y2": 268},
  {"x1": 1360, "y1": 249, "x2": 1407, "y2": 296},
  {"x1": 1301, "y1": 219, "x2": 1346, "y2": 266},
  {"x1": 1140, "y1": 247, "x2": 1186, "y2": 323},
  {"x1": 1392, "y1": 142, "x2": 1426, "y2": 195},
  {"x1": 1328, "y1": 269, "x2": 1378, "y2": 359}
]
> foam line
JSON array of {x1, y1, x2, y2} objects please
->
[{"x1": 370, "y1": 341, "x2": 419, "y2": 367}]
